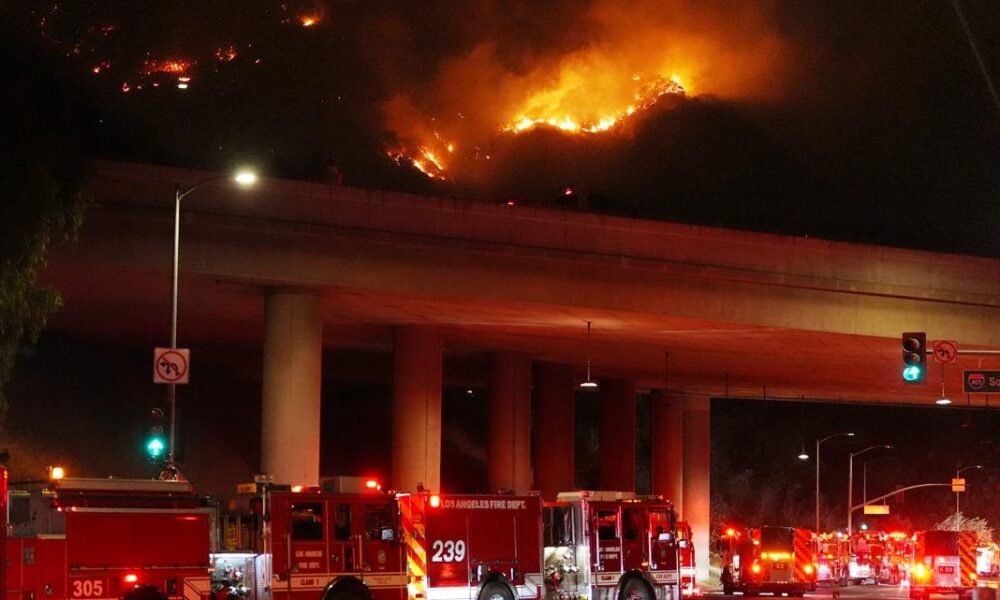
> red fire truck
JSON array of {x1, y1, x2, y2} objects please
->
[
  {"x1": 2, "y1": 467, "x2": 213, "y2": 600},
  {"x1": 215, "y1": 483, "x2": 681, "y2": 600},
  {"x1": 909, "y1": 530, "x2": 977, "y2": 600},
  {"x1": 675, "y1": 521, "x2": 698, "y2": 596},
  {"x1": 814, "y1": 533, "x2": 849, "y2": 585},
  {"x1": 719, "y1": 526, "x2": 816, "y2": 597}
]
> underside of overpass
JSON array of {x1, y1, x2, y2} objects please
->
[{"x1": 36, "y1": 161, "x2": 1000, "y2": 580}]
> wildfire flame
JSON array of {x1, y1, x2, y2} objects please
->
[{"x1": 503, "y1": 75, "x2": 685, "y2": 134}]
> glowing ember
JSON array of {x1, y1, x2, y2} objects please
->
[
  {"x1": 215, "y1": 46, "x2": 238, "y2": 63},
  {"x1": 143, "y1": 59, "x2": 193, "y2": 75},
  {"x1": 299, "y1": 15, "x2": 318, "y2": 27}
]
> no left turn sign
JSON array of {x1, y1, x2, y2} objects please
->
[
  {"x1": 932, "y1": 340, "x2": 958, "y2": 364},
  {"x1": 154, "y1": 347, "x2": 190, "y2": 384}
]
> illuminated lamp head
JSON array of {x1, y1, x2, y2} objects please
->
[
  {"x1": 429, "y1": 494, "x2": 441, "y2": 508},
  {"x1": 726, "y1": 528, "x2": 736, "y2": 537},
  {"x1": 291, "y1": 485, "x2": 304, "y2": 493},
  {"x1": 366, "y1": 479, "x2": 379, "y2": 490},
  {"x1": 49, "y1": 466, "x2": 66, "y2": 480}
]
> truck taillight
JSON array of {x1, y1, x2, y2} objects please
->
[
  {"x1": 429, "y1": 494, "x2": 441, "y2": 508},
  {"x1": 751, "y1": 563, "x2": 762, "y2": 574}
]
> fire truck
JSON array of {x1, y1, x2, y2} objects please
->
[
  {"x1": 718, "y1": 526, "x2": 816, "y2": 597},
  {"x1": 215, "y1": 483, "x2": 681, "y2": 600},
  {"x1": 814, "y1": 533, "x2": 848, "y2": 585},
  {"x1": 908, "y1": 530, "x2": 978, "y2": 600},
  {"x1": 2, "y1": 466, "x2": 213, "y2": 600},
  {"x1": 675, "y1": 521, "x2": 698, "y2": 596}
]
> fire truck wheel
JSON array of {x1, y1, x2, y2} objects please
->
[
  {"x1": 617, "y1": 577, "x2": 654, "y2": 600},
  {"x1": 479, "y1": 581, "x2": 515, "y2": 600}
]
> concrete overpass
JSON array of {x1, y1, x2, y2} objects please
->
[{"x1": 40, "y1": 161, "x2": 1000, "y2": 579}]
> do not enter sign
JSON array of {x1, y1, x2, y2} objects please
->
[{"x1": 154, "y1": 347, "x2": 190, "y2": 384}]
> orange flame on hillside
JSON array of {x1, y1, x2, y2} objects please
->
[{"x1": 381, "y1": 1, "x2": 786, "y2": 180}]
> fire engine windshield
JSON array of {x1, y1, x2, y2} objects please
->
[
  {"x1": 924, "y1": 531, "x2": 959, "y2": 556},
  {"x1": 760, "y1": 527, "x2": 794, "y2": 552}
]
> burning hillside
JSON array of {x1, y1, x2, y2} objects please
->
[{"x1": 381, "y1": 1, "x2": 786, "y2": 181}]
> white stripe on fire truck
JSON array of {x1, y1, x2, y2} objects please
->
[
  {"x1": 289, "y1": 573, "x2": 408, "y2": 590},
  {"x1": 426, "y1": 587, "x2": 538, "y2": 600},
  {"x1": 650, "y1": 572, "x2": 679, "y2": 584}
]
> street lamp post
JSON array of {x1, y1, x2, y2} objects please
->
[
  {"x1": 815, "y1": 432, "x2": 854, "y2": 533},
  {"x1": 163, "y1": 170, "x2": 257, "y2": 478},
  {"x1": 955, "y1": 465, "x2": 983, "y2": 532},
  {"x1": 847, "y1": 444, "x2": 892, "y2": 535}
]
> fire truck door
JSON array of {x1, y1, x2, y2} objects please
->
[
  {"x1": 287, "y1": 502, "x2": 327, "y2": 577},
  {"x1": 358, "y1": 503, "x2": 402, "y2": 574},
  {"x1": 621, "y1": 509, "x2": 645, "y2": 569},
  {"x1": 329, "y1": 502, "x2": 358, "y2": 574},
  {"x1": 35, "y1": 538, "x2": 67, "y2": 600},
  {"x1": 595, "y1": 509, "x2": 623, "y2": 573}
]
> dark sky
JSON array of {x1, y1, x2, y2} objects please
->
[{"x1": 4, "y1": 0, "x2": 1000, "y2": 255}]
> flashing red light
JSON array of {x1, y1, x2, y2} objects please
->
[
  {"x1": 506, "y1": 200, "x2": 516, "y2": 206},
  {"x1": 563, "y1": 187, "x2": 574, "y2": 196},
  {"x1": 124, "y1": 574, "x2": 139, "y2": 584},
  {"x1": 751, "y1": 563, "x2": 762, "y2": 574},
  {"x1": 366, "y1": 479, "x2": 379, "y2": 489},
  {"x1": 725, "y1": 528, "x2": 736, "y2": 537},
  {"x1": 429, "y1": 494, "x2": 441, "y2": 508}
]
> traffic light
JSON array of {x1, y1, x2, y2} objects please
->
[
  {"x1": 145, "y1": 407, "x2": 167, "y2": 462},
  {"x1": 901, "y1": 331, "x2": 927, "y2": 384}
]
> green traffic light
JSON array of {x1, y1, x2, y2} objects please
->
[
  {"x1": 146, "y1": 437, "x2": 166, "y2": 458},
  {"x1": 903, "y1": 365, "x2": 922, "y2": 381}
]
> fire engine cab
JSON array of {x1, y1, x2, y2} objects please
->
[
  {"x1": 2, "y1": 467, "x2": 213, "y2": 600},
  {"x1": 213, "y1": 477, "x2": 406, "y2": 600},
  {"x1": 719, "y1": 526, "x2": 816, "y2": 597},
  {"x1": 542, "y1": 491, "x2": 680, "y2": 600}
]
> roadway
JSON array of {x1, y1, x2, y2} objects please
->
[{"x1": 704, "y1": 583, "x2": 907, "y2": 600}]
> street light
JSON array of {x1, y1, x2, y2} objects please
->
[
  {"x1": 815, "y1": 432, "x2": 854, "y2": 532},
  {"x1": 955, "y1": 464, "x2": 983, "y2": 532},
  {"x1": 163, "y1": 169, "x2": 257, "y2": 479},
  {"x1": 847, "y1": 444, "x2": 892, "y2": 535}
]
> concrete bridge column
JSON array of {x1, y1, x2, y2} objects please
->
[
  {"x1": 261, "y1": 288, "x2": 322, "y2": 487},
  {"x1": 488, "y1": 352, "x2": 532, "y2": 493},
  {"x1": 683, "y1": 396, "x2": 711, "y2": 582},
  {"x1": 391, "y1": 326, "x2": 443, "y2": 493},
  {"x1": 651, "y1": 390, "x2": 684, "y2": 509},
  {"x1": 533, "y1": 363, "x2": 575, "y2": 499},
  {"x1": 599, "y1": 378, "x2": 636, "y2": 492}
]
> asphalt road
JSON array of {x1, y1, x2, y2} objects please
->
[{"x1": 704, "y1": 583, "x2": 908, "y2": 600}]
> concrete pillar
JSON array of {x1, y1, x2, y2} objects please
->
[
  {"x1": 534, "y1": 363, "x2": 575, "y2": 499},
  {"x1": 488, "y1": 353, "x2": 533, "y2": 493},
  {"x1": 683, "y1": 396, "x2": 711, "y2": 582},
  {"x1": 261, "y1": 288, "x2": 322, "y2": 487},
  {"x1": 651, "y1": 390, "x2": 684, "y2": 510},
  {"x1": 391, "y1": 326, "x2": 443, "y2": 493},
  {"x1": 599, "y1": 378, "x2": 637, "y2": 491}
]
